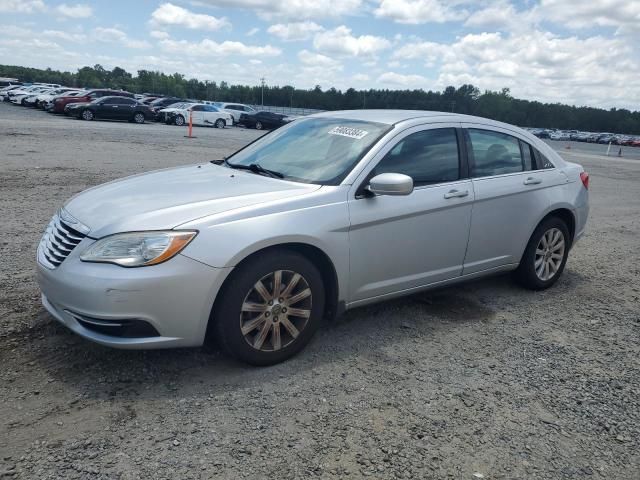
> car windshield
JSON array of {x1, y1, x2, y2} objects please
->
[{"x1": 226, "y1": 117, "x2": 390, "y2": 185}]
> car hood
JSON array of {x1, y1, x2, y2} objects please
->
[{"x1": 64, "y1": 163, "x2": 321, "y2": 238}]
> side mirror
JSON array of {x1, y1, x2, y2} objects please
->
[{"x1": 366, "y1": 173, "x2": 414, "y2": 196}]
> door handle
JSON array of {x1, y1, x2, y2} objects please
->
[
  {"x1": 523, "y1": 177, "x2": 542, "y2": 185},
  {"x1": 444, "y1": 189, "x2": 469, "y2": 199}
]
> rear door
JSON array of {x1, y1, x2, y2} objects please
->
[
  {"x1": 113, "y1": 97, "x2": 136, "y2": 119},
  {"x1": 461, "y1": 123, "x2": 567, "y2": 274}
]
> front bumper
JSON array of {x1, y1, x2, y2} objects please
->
[{"x1": 37, "y1": 241, "x2": 232, "y2": 349}]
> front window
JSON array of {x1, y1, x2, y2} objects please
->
[{"x1": 226, "y1": 117, "x2": 390, "y2": 185}]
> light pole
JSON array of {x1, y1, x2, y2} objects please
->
[{"x1": 260, "y1": 77, "x2": 265, "y2": 107}]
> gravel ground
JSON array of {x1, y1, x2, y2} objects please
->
[{"x1": 1, "y1": 103, "x2": 639, "y2": 479}]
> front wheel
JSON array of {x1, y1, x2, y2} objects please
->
[
  {"x1": 133, "y1": 112, "x2": 145, "y2": 124},
  {"x1": 213, "y1": 251, "x2": 325, "y2": 365},
  {"x1": 514, "y1": 217, "x2": 570, "y2": 290},
  {"x1": 174, "y1": 115, "x2": 185, "y2": 126},
  {"x1": 254, "y1": 121, "x2": 263, "y2": 130},
  {"x1": 215, "y1": 118, "x2": 226, "y2": 129},
  {"x1": 81, "y1": 109, "x2": 94, "y2": 121}
]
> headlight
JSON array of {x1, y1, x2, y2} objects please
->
[{"x1": 80, "y1": 231, "x2": 197, "y2": 267}]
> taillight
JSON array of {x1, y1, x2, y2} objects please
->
[{"x1": 580, "y1": 172, "x2": 589, "y2": 189}]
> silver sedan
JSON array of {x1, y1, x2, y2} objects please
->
[{"x1": 37, "y1": 110, "x2": 589, "y2": 365}]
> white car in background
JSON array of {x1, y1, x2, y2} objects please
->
[
  {"x1": 35, "y1": 88, "x2": 81, "y2": 108},
  {"x1": 167, "y1": 103, "x2": 233, "y2": 128},
  {"x1": 214, "y1": 102, "x2": 257, "y2": 124},
  {"x1": 11, "y1": 87, "x2": 55, "y2": 105},
  {"x1": 549, "y1": 131, "x2": 571, "y2": 141},
  {"x1": 156, "y1": 102, "x2": 195, "y2": 123}
]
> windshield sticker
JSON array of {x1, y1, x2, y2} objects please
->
[{"x1": 328, "y1": 126, "x2": 369, "y2": 140}]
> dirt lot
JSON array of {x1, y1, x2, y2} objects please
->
[{"x1": 1, "y1": 103, "x2": 639, "y2": 479}]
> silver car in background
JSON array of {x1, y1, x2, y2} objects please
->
[{"x1": 37, "y1": 110, "x2": 589, "y2": 365}]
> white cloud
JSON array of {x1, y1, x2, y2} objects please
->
[
  {"x1": 464, "y1": 1, "x2": 522, "y2": 31},
  {"x1": 374, "y1": 0, "x2": 467, "y2": 24},
  {"x1": 393, "y1": 29, "x2": 640, "y2": 108},
  {"x1": 43, "y1": 29, "x2": 86, "y2": 42},
  {"x1": 298, "y1": 49, "x2": 341, "y2": 68},
  {"x1": 0, "y1": 0, "x2": 45, "y2": 13},
  {"x1": 94, "y1": 27, "x2": 151, "y2": 49},
  {"x1": 150, "y1": 30, "x2": 170, "y2": 40},
  {"x1": 313, "y1": 26, "x2": 391, "y2": 57},
  {"x1": 377, "y1": 71, "x2": 429, "y2": 87},
  {"x1": 150, "y1": 3, "x2": 230, "y2": 31},
  {"x1": 192, "y1": 0, "x2": 362, "y2": 20},
  {"x1": 56, "y1": 3, "x2": 92, "y2": 18},
  {"x1": 268, "y1": 21, "x2": 323, "y2": 41},
  {"x1": 247, "y1": 27, "x2": 260, "y2": 36},
  {"x1": 159, "y1": 38, "x2": 281, "y2": 57},
  {"x1": 537, "y1": 0, "x2": 640, "y2": 34}
]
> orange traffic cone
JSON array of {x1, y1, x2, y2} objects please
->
[{"x1": 184, "y1": 109, "x2": 196, "y2": 139}]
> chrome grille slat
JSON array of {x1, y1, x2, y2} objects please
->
[
  {"x1": 54, "y1": 217, "x2": 84, "y2": 241},
  {"x1": 38, "y1": 212, "x2": 88, "y2": 269}
]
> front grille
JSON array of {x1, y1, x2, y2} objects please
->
[{"x1": 39, "y1": 214, "x2": 87, "y2": 268}]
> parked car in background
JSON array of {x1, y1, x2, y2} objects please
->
[
  {"x1": 44, "y1": 90, "x2": 85, "y2": 111},
  {"x1": 214, "y1": 102, "x2": 257, "y2": 123},
  {"x1": 32, "y1": 88, "x2": 80, "y2": 108},
  {"x1": 10, "y1": 86, "x2": 54, "y2": 105},
  {"x1": 67, "y1": 96, "x2": 154, "y2": 123},
  {"x1": 239, "y1": 110, "x2": 294, "y2": 130},
  {"x1": 36, "y1": 110, "x2": 589, "y2": 365},
  {"x1": 549, "y1": 131, "x2": 570, "y2": 141},
  {"x1": 149, "y1": 97, "x2": 186, "y2": 120},
  {"x1": 165, "y1": 104, "x2": 232, "y2": 128},
  {"x1": 155, "y1": 102, "x2": 194, "y2": 123},
  {"x1": 52, "y1": 89, "x2": 134, "y2": 114}
]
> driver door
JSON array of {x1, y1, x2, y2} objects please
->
[{"x1": 347, "y1": 124, "x2": 474, "y2": 303}]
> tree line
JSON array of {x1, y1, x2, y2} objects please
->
[{"x1": 2, "y1": 63, "x2": 638, "y2": 134}]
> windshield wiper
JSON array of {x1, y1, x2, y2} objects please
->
[{"x1": 224, "y1": 161, "x2": 284, "y2": 179}]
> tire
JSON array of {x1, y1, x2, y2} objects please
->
[
  {"x1": 255, "y1": 121, "x2": 263, "y2": 130},
  {"x1": 81, "y1": 109, "x2": 94, "y2": 121},
  {"x1": 514, "y1": 217, "x2": 570, "y2": 290},
  {"x1": 133, "y1": 112, "x2": 145, "y2": 124},
  {"x1": 174, "y1": 115, "x2": 185, "y2": 126},
  {"x1": 215, "y1": 118, "x2": 225, "y2": 129},
  {"x1": 213, "y1": 250, "x2": 325, "y2": 366}
]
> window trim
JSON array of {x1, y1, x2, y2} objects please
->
[{"x1": 355, "y1": 125, "x2": 467, "y2": 198}]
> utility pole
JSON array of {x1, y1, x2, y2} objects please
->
[{"x1": 260, "y1": 77, "x2": 265, "y2": 107}]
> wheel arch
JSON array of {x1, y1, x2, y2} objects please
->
[
  {"x1": 206, "y1": 242, "x2": 341, "y2": 343},
  {"x1": 541, "y1": 207, "x2": 576, "y2": 245}
]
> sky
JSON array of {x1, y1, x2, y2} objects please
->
[{"x1": 0, "y1": 0, "x2": 638, "y2": 110}]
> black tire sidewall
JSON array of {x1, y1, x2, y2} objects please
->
[
  {"x1": 255, "y1": 121, "x2": 263, "y2": 130},
  {"x1": 214, "y1": 251, "x2": 325, "y2": 366},
  {"x1": 516, "y1": 217, "x2": 570, "y2": 290}
]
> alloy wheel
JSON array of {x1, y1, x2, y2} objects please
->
[
  {"x1": 239, "y1": 270, "x2": 312, "y2": 352},
  {"x1": 134, "y1": 113, "x2": 145, "y2": 124},
  {"x1": 82, "y1": 109, "x2": 93, "y2": 121},
  {"x1": 175, "y1": 115, "x2": 185, "y2": 126},
  {"x1": 534, "y1": 227, "x2": 565, "y2": 281}
]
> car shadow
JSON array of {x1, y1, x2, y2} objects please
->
[{"x1": 23, "y1": 273, "x2": 532, "y2": 403}]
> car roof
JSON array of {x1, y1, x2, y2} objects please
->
[{"x1": 310, "y1": 109, "x2": 522, "y2": 127}]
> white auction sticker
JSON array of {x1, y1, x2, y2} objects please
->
[{"x1": 328, "y1": 126, "x2": 369, "y2": 140}]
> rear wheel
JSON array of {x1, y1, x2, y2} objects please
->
[
  {"x1": 213, "y1": 250, "x2": 325, "y2": 365},
  {"x1": 215, "y1": 118, "x2": 225, "y2": 129},
  {"x1": 514, "y1": 217, "x2": 570, "y2": 290},
  {"x1": 81, "y1": 109, "x2": 94, "y2": 121},
  {"x1": 133, "y1": 112, "x2": 145, "y2": 124},
  {"x1": 174, "y1": 115, "x2": 185, "y2": 126}
]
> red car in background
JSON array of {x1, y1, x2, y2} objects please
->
[{"x1": 49, "y1": 89, "x2": 134, "y2": 114}]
